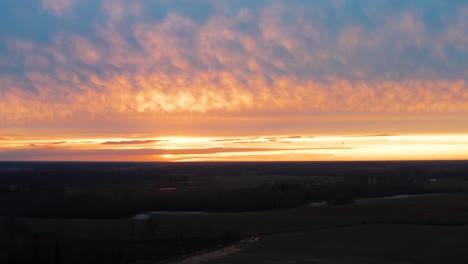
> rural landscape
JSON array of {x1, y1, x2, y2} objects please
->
[{"x1": 1, "y1": 161, "x2": 468, "y2": 263}]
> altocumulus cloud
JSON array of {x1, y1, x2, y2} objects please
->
[
  {"x1": 41, "y1": 0, "x2": 77, "y2": 16},
  {"x1": 0, "y1": 0, "x2": 466, "y2": 133}
]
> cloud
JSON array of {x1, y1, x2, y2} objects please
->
[
  {"x1": 29, "y1": 141, "x2": 66, "y2": 147},
  {"x1": 41, "y1": 0, "x2": 76, "y2": 17},
  {"x1": 346, "y1": 134, "x2": 398, "y2": 138},
  {"x1": 101, "y1": 139, "x2": 163, "y2": 145},
  {"x1": 0, "y1": 0, "x2": 467, "y2": 137},
  {"x1": 0, "y1": 146, "x2": 332, "y2": 161}
]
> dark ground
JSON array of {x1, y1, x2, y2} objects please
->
[{"x1": 1, "y1": 161, "x2": 468, "y2": 263}]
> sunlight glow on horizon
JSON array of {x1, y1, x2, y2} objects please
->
[{"x1": 1, "y1": 134, "x2": 467, "y2": 162}]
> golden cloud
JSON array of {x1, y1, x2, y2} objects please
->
[{"x1": 0, "y1": 1, "x2": 466, "y2": 132}]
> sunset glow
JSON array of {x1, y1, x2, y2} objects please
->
[
  {"x1": 0, "y1": 0, "x2": 467, "y2": 161},
  {"x1": 1, "y1": 134, "x2": 467, "y2": 162}
]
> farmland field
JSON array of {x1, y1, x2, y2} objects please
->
[{"x1": 1, "y1": 161, "x2": 468, "y2": 263}]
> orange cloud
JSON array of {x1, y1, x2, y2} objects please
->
[
  {"x1": 1, "y1": 72, "x2": 466, "y2": 123},
  {"x1": 1, "y1": 1, "x2": 467, "y2": 139}
]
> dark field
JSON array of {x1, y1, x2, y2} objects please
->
[{"x1": 1, "y1": 161, "x2": 468, "y2": 263}]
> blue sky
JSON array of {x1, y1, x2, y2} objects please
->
[{"x1": 1, "y1": 0, "x2": 466, "y2": 82}]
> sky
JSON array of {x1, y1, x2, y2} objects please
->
[{"x1": 0, "y1": 0, "x2": 467, "y2": 161}]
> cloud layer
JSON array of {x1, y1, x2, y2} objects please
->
[{"x1": 0, "y1": 0, "x2": 467, "y2": 138}]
